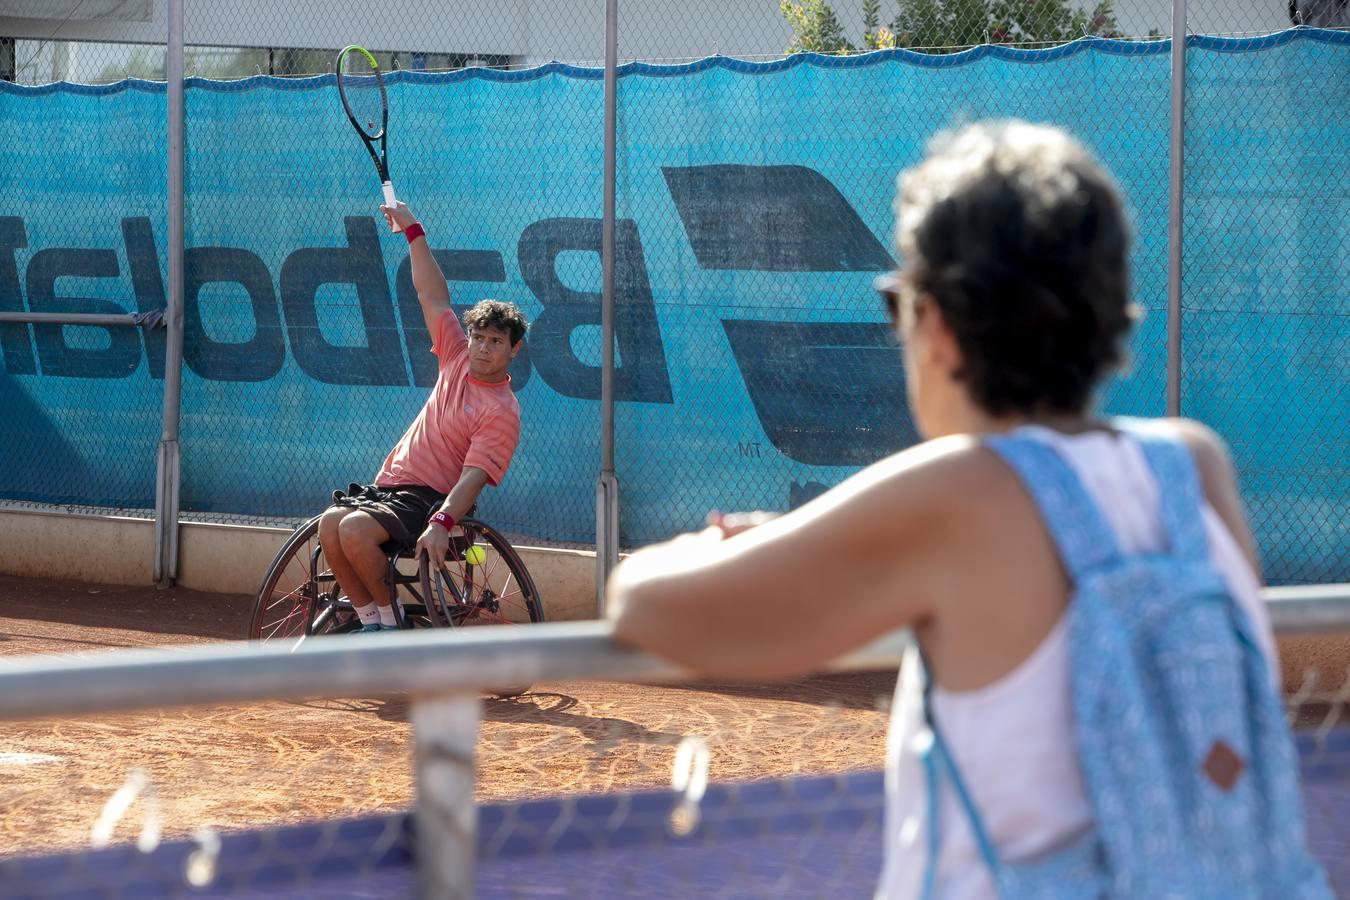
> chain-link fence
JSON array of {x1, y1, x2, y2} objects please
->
[
  {"x1": 0, "y1": 61, "x2": 166, "y2": 516},
  {"x1": 8, "y1": 0, "x2": 1343, "y2": 85},
  {"x1": 610, "y1": 39, "x2": 1177, "y2": 543},
  {"x1": 0, "y1": 1, "x2": 1345, "y2": 580},
  {"x1": 1181, "y1": 31, "x2": 1348, "y2": 586}
]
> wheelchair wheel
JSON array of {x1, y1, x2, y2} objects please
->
[
  {"x1": 418, "y1": 518, "x2": 545, "y2": 628},
  {"x1": 419, "y1": 518, "x2": 544, "y2": 697},
  {"x1": 250, "y1": 515, "x2": 359, "y2": 641}
]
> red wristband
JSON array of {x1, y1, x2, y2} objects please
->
[
  {"x1": 404, "y1": 222, "x2": 426, "y2": 244},
  {"x1": 429, "y1": 510, "x2": 455, "y2": 531}
]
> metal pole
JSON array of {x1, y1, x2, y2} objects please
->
[
  {"x1": 0, "y1": 585, "x2": 1345, "y2": 721},
  {"x1": 155, "y1": 0, "x2": 186, "y2": 587},
  {"x1": 0, "y1": 312, "x2": 142, "y2": 326},
  {"x1": 1165, "y1": 0, "x2": 1186, "y2": 417},
  {"x1": 596, "y1": 0, "x2": 620, "y2": 615},
  {"x1": 412, "y1": 695, "x2": 480, "y2": 900}
]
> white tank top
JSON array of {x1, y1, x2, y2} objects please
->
[{"x1": 876, "y1": 426, "x2": 1275, "y2": 900}]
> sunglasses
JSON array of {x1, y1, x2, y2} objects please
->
[{"x1": 873, "y1": 271, "x2": 904, "y2": 323}]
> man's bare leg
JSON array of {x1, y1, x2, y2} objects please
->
[
  {"x1": 336, "y1": 511, "x2": 398, "y2": 627},
  {"x1": 319, "y1": 507, "x2": 378, "y2": 608}
]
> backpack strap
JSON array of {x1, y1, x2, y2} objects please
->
[
  {"x1": 1114, "y1": 422, "x2": 1272, "y2": 664},
  {"x1": 931, "y1": 726, "x2": 1005, "y2": 877},
  {"x1": 1112, "y1": 420, "x2": 1211, "y2": 565},
  {"x1": 917, "y1": 649, "x2": 1007, "y2": 898},
  {"x1": 985, "y1": 433, "x2": 1122, "y2": 580}
]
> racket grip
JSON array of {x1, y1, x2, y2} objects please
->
[{"x1": 382, "y1": 181, "x2": 402, "y2": 232}]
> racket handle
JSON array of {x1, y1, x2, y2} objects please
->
[{"x1": 382, "y1": 181, "x2": 402, "y2": 232}]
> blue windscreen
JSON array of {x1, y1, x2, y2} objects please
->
[{"x1": 0, "y1": 30, "x2": 1344, "y2": 582}]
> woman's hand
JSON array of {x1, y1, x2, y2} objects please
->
[{"x1": 706, "y1": 510, "x2": 779, "y2": 539}]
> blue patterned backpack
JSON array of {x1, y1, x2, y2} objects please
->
[{"x1": 917, "y1": 423, "x2": 1331, "y2": 899}]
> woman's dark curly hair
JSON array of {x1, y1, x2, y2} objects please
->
[
  {"x1": 463, "y1": 299, "x2": 529, "y2": 346},
  {"x1": 895, "y1": 122, "x2": 1136, "y2": 416}
]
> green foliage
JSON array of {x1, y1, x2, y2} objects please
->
[
  {"x1": 1087, "y1": 0, "x2": 1125, "y2": 39},
  {"x1": 782, "y1": 0, "x2": 1124, "y2": 55},
  {"x1": 989, "y1": 0, "x2": 1121, "y2": 46},
  {"x1": 780, "y1": 0, "x2": 857, "y2": 54},
  {"x1": 862, "y1": 0, "x2": 883, "y2": 46},
  {"x1": 893, "y1": 0, "x2": 993, "y2": 50}
]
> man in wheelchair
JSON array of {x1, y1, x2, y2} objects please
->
[{"x1": 319, "y1": 200, "x2": 529, "y2": 632}]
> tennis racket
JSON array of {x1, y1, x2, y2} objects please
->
[{"x1": 335, "y1": 45, "x2": 400, "y2": 232}]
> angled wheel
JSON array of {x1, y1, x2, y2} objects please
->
[
  {"x1": 419, "y1": 519, "x2": 544, "y2": 697},
  {"x1": 418, "y1": 518, "x2": 545, "y2": 628},
  {"x1": 250, "y1": 515, "x2": 359, "y2": 641}
]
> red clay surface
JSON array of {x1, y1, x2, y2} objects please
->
[
  {"x1": 0, "y1": 575, "x2": 894, "y2": 859},
  {"x1": 2, "y1": 575, "x2": 1345, "y2": 863}
]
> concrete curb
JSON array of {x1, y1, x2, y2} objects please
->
[{"x1": 0, "y1": 508, "x2": 601, "y2": 623}]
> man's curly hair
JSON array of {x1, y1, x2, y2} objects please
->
[
  {"x1": 463, "y1": 299, "x2": 529, "y2": 346},
  {"x1": 895, "y1": 121, "x2": 1136, "y2": 416}
]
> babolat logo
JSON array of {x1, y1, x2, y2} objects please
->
[
  {"x1": 0, "y1": 164, "x2": 917, "y2": 467},
  {"x1": 0, "y1": 214, "x2": 667, "y2": 402},
  {"x1": 663, "y1": 165, "x2": 917, "y2": 466}
]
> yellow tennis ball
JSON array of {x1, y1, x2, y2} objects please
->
[{"x1": 462, "y1": 544, "x2": 486, "y2": 566}]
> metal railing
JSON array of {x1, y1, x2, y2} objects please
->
[
  {"x1": 0, "y1": 584, "x2": 1345, "y2": 897},
  {"x1": 0, "y1": 586, "x2": 1342, "y2": 720}
]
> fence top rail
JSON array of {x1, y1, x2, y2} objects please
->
[
  {"x1": 0, "y1": 310, "x2": 165, "y2": 328},
  {"x1": 0, "y1": 585, "x2": 1343, "y2": 722}
]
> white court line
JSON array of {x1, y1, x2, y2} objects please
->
[{"x1": 0, "y1": 751, "x2": 62, "y2": 766}]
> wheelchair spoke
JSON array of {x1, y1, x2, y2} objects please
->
[
  {"x1": 259, "y1": 596, "x2": 309, "y2": 639},
  {"x1": 418, "y1": 522, "x2": 541, "y2": 628},
  {"x1": 258, "y1": 515, "x2": 543, "y2": 643},
  {"x1": 251, "y1": 515, "x2": 354, "y2": 641}
]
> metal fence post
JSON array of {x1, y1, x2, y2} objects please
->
[
  {"x1": 1165, "y1": 0, "x2": 1187, "y2": 418},
  {"x1": 154, "y1": 0, "x2": 186, "y2": 587},
  {"x1": 412, "y1": 694, "x2": 481, "y2": 900},
  {"x1": 596, "y1": 0, "x2": 620, "y2": 615}
]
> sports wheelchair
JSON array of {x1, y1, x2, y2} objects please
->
[{"x1": 249, "y1": 512, "x2": 545, "y2": 641}]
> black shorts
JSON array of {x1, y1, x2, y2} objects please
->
[{"x1": 331, "y1": 483, "x2": 445, "y2": 547}]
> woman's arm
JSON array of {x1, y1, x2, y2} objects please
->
[
  {"x1": 607, "y1": 436, "x2": 983, "y2": 679},
  {"x1": 1170, "y1": 419, "x2": 1263, "y2": 583}
]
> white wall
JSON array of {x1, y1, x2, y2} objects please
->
[
  {"x1": 0, "y1": 0, "x2": 151, "y2": 20},
  {"x1": 0, "y1": 507, "x2": 603, "y2": 622}
]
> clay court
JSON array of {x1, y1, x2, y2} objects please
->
[
  {"x1": 0, "y1": 574, "x2": 895, "y2": 859},
  {"x1": 4, "y1": 572, "x2": 1348, "y2": 862}
]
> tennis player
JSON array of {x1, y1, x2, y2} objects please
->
[
  {"x1": 317, "y1": 201, "x2": 528, "y2": 633},
  {"x1": 607, "y1": 122, "x2": 1326, "y2": 896}
]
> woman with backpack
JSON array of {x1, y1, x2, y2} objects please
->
[{"x1": 606, "y1": 121, "x2": 1330, "y2": 898}]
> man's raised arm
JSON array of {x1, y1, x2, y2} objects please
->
[{"x1": 381, "y1": 201, "x2": 452, "y2": 338}]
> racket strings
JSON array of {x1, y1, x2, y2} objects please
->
[{"x1": 338, "y1": 58, "x2": 385, "y2": 139}]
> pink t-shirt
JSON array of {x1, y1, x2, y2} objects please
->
[{"x1": 374, "y1": 310, "x2": 520, "y2": 491}]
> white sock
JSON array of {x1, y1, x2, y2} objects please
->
[
  {"x1": 355, "y1": 604, "x2": 380, "y2": 625},
  {"x1": 378, "y1": 605, "x2": 399, "y2": 628}
]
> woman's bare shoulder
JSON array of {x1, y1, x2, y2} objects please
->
[
  {"x1": 848, "y1": 434, "x2": 1028, "y2": 529},
  {"x1": 1135, "y1": 417, "x2": 1238, "y2": 488},
  {"x1": 866, "y1": 434, "x2": 1002, "y2": 480},
  {"x1": 1138, "y1": 417, "x2": 1260, "y2": 578}
]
